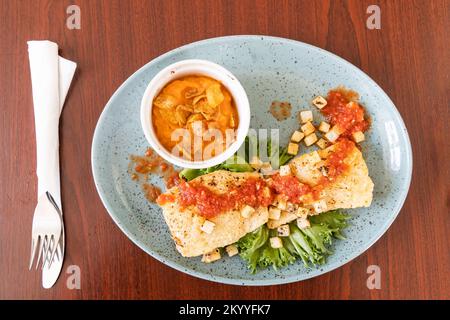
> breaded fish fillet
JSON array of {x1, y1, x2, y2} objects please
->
[
  {"x1": 159, "y1": 141, "x2": 374, "y2": 257},
  {"x1": 294, "y1": 142, "x2": 374, "y2": 209},
  {"x1": 268, "y1": 141, "x2": 374, "y2": 229},
  {"x1": 159, "y1": 171, "x2": 269, "y2": 257}
]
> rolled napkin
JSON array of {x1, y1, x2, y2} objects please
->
[
  {"x1": 27, "y1": 41, "x2": 76, "y2": 210},
  {"x1": 27, "y1": 40, "x2": 76, "y2": 288}
]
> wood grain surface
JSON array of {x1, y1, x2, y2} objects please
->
[{"x1": 0, "y1": 0, "x2": 448, "y2": 300}]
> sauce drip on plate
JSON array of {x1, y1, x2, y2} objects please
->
[
  {"x1": 269, "y1": 101, "x2": 292, "y2": 121},
  {"x1": 129, "y1": 148, "x2": 179, "y2": 203}
]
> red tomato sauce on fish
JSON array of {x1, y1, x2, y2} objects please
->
[
  {"x1": 321, "y1": 90, "x2": 370, "y2": 137},
  {"x1": 158, "y1": 178, "x2": 274, "y2": 218},
  {"x1": 157, "y1": 139, "x2": 356, "y2": 216},
  {"x1": 325, "y1": 138, "x2": 355, "y2": 180},
  {"x1": 157, "y1": 193, "x2": 176, "y2": 204},
  {"x1": 272, "y1": 138, "x2": 355, "y2": 204},
  {"x1": 228, "y1": 178, "x2": 274, "y2": 209},
  {"x1": 270, "y1": 174, "x2": 312, "y2": 204}
]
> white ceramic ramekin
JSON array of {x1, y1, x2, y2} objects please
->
[{"x1": 140, "y1": 59, "x2": 250, "y2": 169}]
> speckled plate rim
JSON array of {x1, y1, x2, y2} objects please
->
[{"x1": 91, "y1": 35, "x2": 413, "y2": 286}]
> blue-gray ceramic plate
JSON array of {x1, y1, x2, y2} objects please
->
[{"x1": 92, "y1": 36, "x2": 412, "y2": 285}]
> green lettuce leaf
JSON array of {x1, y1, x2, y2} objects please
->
[
  {"x1": 236, "y1": 224, "x2": 269, "y2": 273},
  {"x1": 179, "y1": 168, "x2": 205, "y2": 181},
  {"x1": 221, "y1": 155, "x2": 254, "y2": 172},
  {"x1": 267, "y1": 138, "x2": 294, "y2": 168},
  {"x1": 309, "y1": 210, "x2": 350, "y2": 240}
]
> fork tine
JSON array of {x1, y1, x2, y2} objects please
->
[
  {"x1": 55, "y1": 245, "x2": 61, "y2": 261},
  {"x1": 29, "y1": 192, "x2": 64, "y2": 275},
  {"x1": 41, "y1": 236, "x2": 52, "y2": 270},
  {"x1": 47, "y1": 233, "x2": 61, "y2": 268},
  {"x1": 42, "y1": 236, "x2": 51, "y2": 269},
  {"x1": 28, "y1": 237, "x2": 38, "y2": 270},
  {"x1": 45, "y1": 236, "x2": 55, "y2": 268},
  {"x1": 35, "y1": 235, "x2": 46, "y2": 269}
]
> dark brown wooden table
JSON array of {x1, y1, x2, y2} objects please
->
[{"x1": 0, "y1": 0, "x2": 448, "y2": 300}]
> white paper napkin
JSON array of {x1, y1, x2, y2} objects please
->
[
  {"x1": 28, "y1": 40, "x2": 76, "y2": 289},
  {"x1": 27, "y1": 40, "x2": 76, "y2": 210}
]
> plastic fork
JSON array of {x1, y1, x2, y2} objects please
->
[{"x1": 29, "y1": 192, "x2": 62, "y2": 269}]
